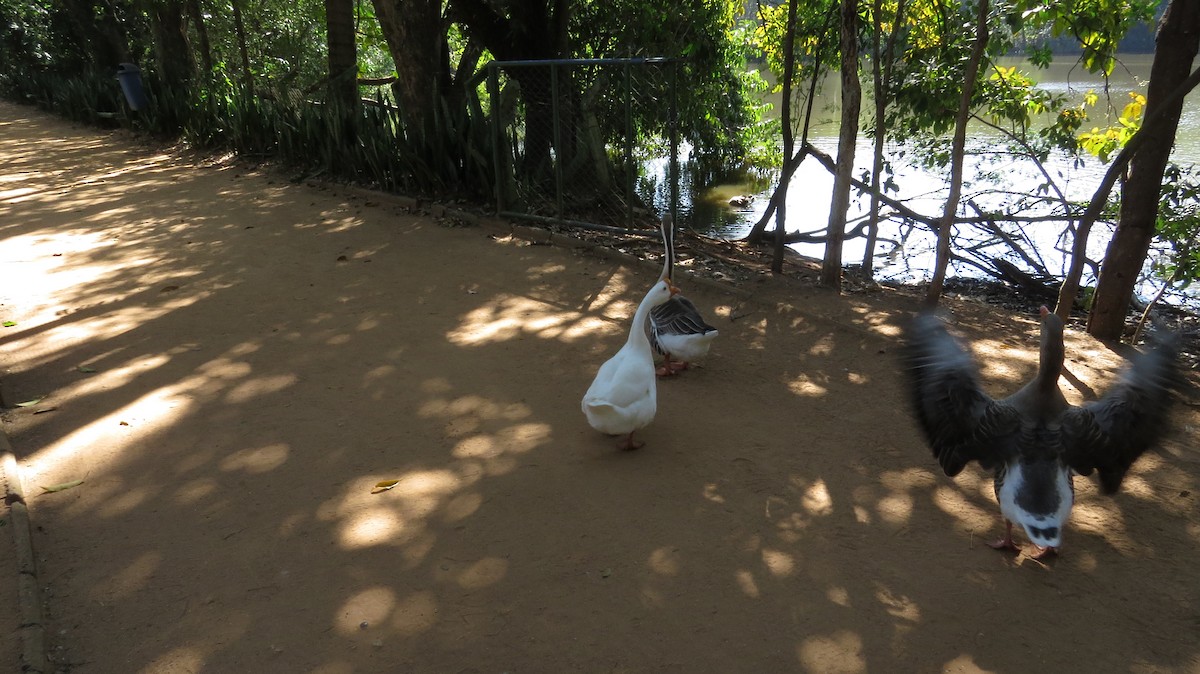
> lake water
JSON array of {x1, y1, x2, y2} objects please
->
[{"x1": 674, "y1": 54, "x2": 1200, "y2": 300}]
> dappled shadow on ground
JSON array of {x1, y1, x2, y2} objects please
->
[{"x1": 3, "y1": 100, "x2": 1200, "y2": 673}]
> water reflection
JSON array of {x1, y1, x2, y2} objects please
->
[{"x1": 655, "y1": 55, "x2": 1199, "y2": 299}]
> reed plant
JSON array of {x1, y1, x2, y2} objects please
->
[{"x1": 1, "y1": 67, "x2": 496, "y2": 201}]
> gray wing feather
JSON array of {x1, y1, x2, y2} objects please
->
[
  {"x1": 650, "y1": 295, "x2": 717, "y2": 353},
  {"x1": 901, "y1": 312, "x2": 1020, "y2": 475},
  {"x1": 1062, "y1": 328, "x2": 1180, "y2": 493}
]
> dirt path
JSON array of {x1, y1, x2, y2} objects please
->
[{"x1": 3, "y1": 100, "x2": 1200, "y2": 674}]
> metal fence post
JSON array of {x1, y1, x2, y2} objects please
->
[
  {"x1": 669, "y1": 59, "x2": 680, "y2": 223},
  {"x1": 551, "y1": 62, "x2": 564, "y2": 218},
  {"x1": 488, "y1": 63, "x2": 503, "y2": 214},
  {"x1": 624, "y1": 61, "x2": 634, "y2": 229}
]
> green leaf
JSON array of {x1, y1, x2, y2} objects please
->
[
  {"x1": 15, "y1": 398, "x2": 42, "y2": 407},
  {"x1": 41, "y1": 479, "x2": 84, "y2": 493},
  {"x1": 2, "y1": 321, "x2": 15, "y2": 327}
]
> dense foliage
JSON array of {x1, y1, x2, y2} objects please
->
[
  {"x1": 0, "y1": 0, "x2": 766, "y2": 196},
  {"x1": 2, "y1": 0, "x2": 1195, "y2": 331}
]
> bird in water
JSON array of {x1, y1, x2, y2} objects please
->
[
  {"x1": 648, "y1": 215, "x2": 718, "y2": 376},
  {"x1": 583, "y1": 278, "x2": 679, "y2": 450},
  {"x1": 902, "y1": 306, "x2": 1179, "y2": 559}
]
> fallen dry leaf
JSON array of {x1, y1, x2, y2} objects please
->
[{"x1": 371, "y1": 480, "x2": 400, "y2": 494}]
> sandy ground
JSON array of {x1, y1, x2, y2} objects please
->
[{"x1": 3, "y1": 99, "x2": 1200, "y2": 674}]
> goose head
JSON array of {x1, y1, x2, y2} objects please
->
[{"x1": 646, "y1": 278, "x2": 680, "y2": 306}]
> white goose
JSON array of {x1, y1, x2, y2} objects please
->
[
  {"x1": 583, "y1": 278, "x2": 679, "y2": 450},
  {"x1": 649, "y1": 215, "x2": 718, "y2": 376},
  {"x1": 902, "y1": 306, "x2": 1179, "y2": 559}
]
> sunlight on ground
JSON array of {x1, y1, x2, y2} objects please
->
[
  {"x1": 940, "y1": 654, "x2": 998, "y2": 674},
  {"x1": 138, "y1": 647, "x2": 206, "y2": 674},
  {"x1": 447, "y1": 293, "x2": 612, "y2": 347},
  {"x1": 1, "y1": 230, "x2": 139, "y2": 313},
  {"x1": 99, "y1": 551, "x2": 162, "y2": 601},
  {"x1": 808, "y1": 334, "x2": 836, "y2": 357},
  {"x1": 761, "y1": 548, "x2": 796, "y2": 577},
  {"x1": 973, "y1": 338, "x2": 1039, "y2": 388},
  {"x1": 933, "y1": 484, "x2": 994, "y2": 528},
  {"x1": 876, "y1": 492, "x2": 914, "y2": 525},
  {"x1": 827, "y1": 586, "x2": 851, "y2": 607},
  {"x1": 134, "y1": 613, "x2": 250, "y2": 674},
  {"x1": 454, "y1": 557, "x2": 509, "y2": 589},
  {"x1": 1071, "y1": 499, "x2": 1134, "y2": 553},
  {"x1": 335, "y1": 586, "x2": 397, "y2": 634},
  {"x1": 219, "y1": 443, "x2": 290, "y2": 474},
  {"x1": 319, "y1": 380, "x2": 553, "y2": 614},
  {"x1": 849, "y1": 304, "x2": 903, "y2": 338},
  {"x1": 647, "y1": 546, "x2": 681, "y2": 575},
  {"x1": 0, "y1": 186, "x2": 34, "y2": 200},
  {"x1": 24, "y1": 386, "x2": 195, "y2": 484},
  {"x1": 874, "y1": 584, "x2": 920, "y2": 622},
  {"x1": 331, "y1": 582, "x2": 444, "y2": 633},
  {"x1": 734, "y1": 569, "x2": 760, "y2": 598},
  {"x1": 800, "y1": 479, "x2": 834, "y2": 516},
  {"x1": 873, "y1": 468, "x2": 936, "y2": 525},
  {"x1": 225, "y1": 374, "x2": 299, "y2": 404},
  {"x1": 786, "y1": 374, "x2": 828, "y2": 397},
  {"x1": 796, "y1": 630, "x2": 866, "y2": 674}
]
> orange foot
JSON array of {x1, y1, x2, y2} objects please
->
[
  {"x1": 988, "y1": 537, "x2": 1021, "y2": 553},
  {"x1": 1028, "y1": 545, "x2": 1058, "y2": 560},
  {"x1": 987, "y1": 521, "x2": 1020, "y2": 553},
  {"x1": 617, "y1": 433, "x2": 644, "y2": 451},
  {"x1": 656, "y1": 357, "x2": 690, "y2": 377}
]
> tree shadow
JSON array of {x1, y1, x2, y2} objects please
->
[{"x1": 3, "y1": 100, "x2": 1200, "y2": 674}]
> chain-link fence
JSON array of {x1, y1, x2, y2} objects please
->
[{"x1": 487, "y1": 58, "x2": 680, "y2": 235}]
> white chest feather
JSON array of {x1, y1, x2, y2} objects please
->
[{"x1": 996, "y1": 461, "x2": 1074, "y2": 548}]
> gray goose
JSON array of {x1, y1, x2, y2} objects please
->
[
  {"x1": 648, "y1": 215, "x2": 718, "y2": 376},
  {"x1": 902, "y1": 306, "x2": 1179, "y2": 558}
]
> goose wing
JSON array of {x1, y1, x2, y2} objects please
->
[
  {"x1": 902, "y1": 312, "x2": 1021, "y2": 475},
  {"x1": 651, "y1": 296, "x2": 717, "y2": 339},
  {"x1": 1062, "y1": 329, "x2": 1180, "y2": 493}
]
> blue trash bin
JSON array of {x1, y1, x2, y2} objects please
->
[{"x1": 116, "y1": 63, "x2": 149, "y2": 111}]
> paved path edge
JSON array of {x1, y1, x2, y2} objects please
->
[{"x1": 2, "y1": 426, "x2": 48, "y2": 674}]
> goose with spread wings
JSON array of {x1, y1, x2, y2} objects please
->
[
  {"x1": 648, "y1": 215, "x2": 718, "y2": 376},
  {"x1": 902, "y1": 307, "x2": 1179, "y2": 558}
]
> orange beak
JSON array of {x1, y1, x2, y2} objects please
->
[{"x1": 669, "y1": 283, "x2": 681, "y2": 296}]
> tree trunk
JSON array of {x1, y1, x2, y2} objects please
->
[
  {"x1": 819, "y1": 0, "x2": 861, "y2": 290},
  {"x1": 743, "y1": 3, "x2": 837, "y2": 245},
  {"x1": 325, "y1": 0, "x2": 358, "y2": 111},
  {"x1": 1055, "y1": 63, "x2": 1200, "y2": 320},
  {"x1": 1087, "y1": 0, "x2": 1200, "y2": 341},
  {"x1": 924, "y1": 0, "x2": 988, "y2": 306},
  {"x1": 864, "y1": 0, "x2": 906, "y2": 283},
  {"x1": 149, "y1": 0, "x2": 195, "y2": 93},
  {"x1": 186, "y1": 0, "x2": 213, "y2": 76},
  {"x1": 773, "y1": 0, "x2": 799, "y2": 274},
  {"x1": 449, "y1": 0, "x2": 571, "y2": 181},
  {"x1": 370, "y1": 0, "x2": 442, "y2": 132},
  {"x1": 231, "y1": 0, "x2": 253, "y2": 92}
]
